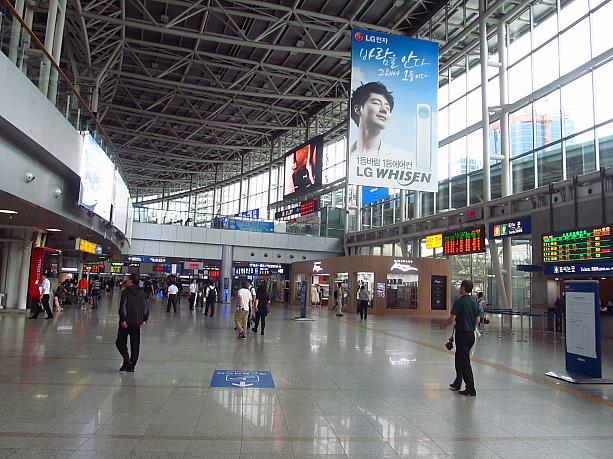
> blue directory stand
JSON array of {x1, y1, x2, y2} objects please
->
[
  {"x1": 546, "y1": 280, "x2": 612, "y2": 384},
  {"x1": 292, "y1": 280, "x2": 314, "y2": 321}
]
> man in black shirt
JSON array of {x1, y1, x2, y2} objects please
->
[
  {"x1": 440, "y1": 280, "x2": 480, "y2": 396},
  {"x1": 116, "y1": 273, "x2": 149, "y2": 372}
]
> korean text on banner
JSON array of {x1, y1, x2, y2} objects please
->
[{"x1": 348, "y1": 29, "x2": 439, "y2": 192}]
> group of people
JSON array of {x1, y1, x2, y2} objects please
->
[{"x1": 235, "y1": 280, "x2": 269, "y2": 338}]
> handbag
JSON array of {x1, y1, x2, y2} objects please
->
[{"x1": 445, "y1": 327, "x2": 455, "y2": 350}]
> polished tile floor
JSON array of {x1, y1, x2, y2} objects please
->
[{"x1": 1, "y1": 293, "x2": 612, "y2": 458}]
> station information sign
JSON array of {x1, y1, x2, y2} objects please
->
[
  {"x1": 425, "y1": 233, "x2": 442, "y2": 249},
  {"x1": 543, "y1": 226, "x2": 612, "y2": 264},
  {"x1": 489, "y1": 216, "x2": 531, "y2": 239},
  {"x1": 274, "y1": 197, "x2": 320, "y2": 220},
  {"x1": 76, "y1": 237, "x2": 102, "y2": 255},
  {"x1": 443, "y1": 226, "x2": 485, "y2": 255}
]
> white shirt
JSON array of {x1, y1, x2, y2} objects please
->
[
  {"x1": 237, "y1": 288, "x2": 252, "y2": 311},
  {"x1": 189, "y1": 283, "x2": 198, "y2": 294},
  {"x1": 168, "y1": 284, "x2": 179, "y2": 295},
  {"x1": 40, "y1": 278, "x2": 51, "y2": 296}
]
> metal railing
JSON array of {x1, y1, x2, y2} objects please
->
[{"x1": 0, "y1": 0, "x2": 126, "y2": 178}]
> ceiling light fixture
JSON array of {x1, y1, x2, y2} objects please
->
[
  {"x1": 0, "y1": 209, "x2": 18, "y2": 214},
  {"x1": 46, "y1": 228, "x2": 62, "y2": 232}
]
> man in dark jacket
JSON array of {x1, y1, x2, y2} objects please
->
[{"x1": 116, "y1": 273, "x2": 149, "y2": 372}]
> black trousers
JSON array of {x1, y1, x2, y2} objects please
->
[
  {"x1": 167, "y1": 294, "x2": 178, "y2": 312},
  {"x1": 189, "y1": 293, "x2": 196, "y2": 309},
  {"x1": 204, "y1": 300, "x2": 215, "y2": 317},
  {"x1": 453, "y1": 329, "x2": 476, "y2": 392},
  {"x1": 32, "y1": 294, "x2": 53, "y2": 318},
  {"x1": 358, "y1": 300, "x2": 368, "y2": 319},
  {"x1": 253, "y1": 309, "x2": 266, "y2": 332},
  {"x1": 115, "y1": 325, "x2": 140, "y2": 368}
]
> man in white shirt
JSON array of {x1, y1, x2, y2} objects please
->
[
  {"x1": 189, "y1": 279, "x2": 198, "y2": 310},
  {"x1": 235, "y1": 280, "x2": 252, "y2": 339},
  {"x1": 167, "y1": 282, "x2": 179, "y2": 313},
  {"x1": 29, "y1": 271, "x2": 53, "y2": 319}
]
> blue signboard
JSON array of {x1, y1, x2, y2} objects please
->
[
  {"x1": 210, "y1": 370, "x2": 275, "y2": 388},
  {"x1": 235, "y1": 209, "x2": 259, "y2": 219},
  {"x1": 362, "y1": 187, "x2": 390, "y2": 206},
  {"x1": 517, "y1": 264, "x2": 541, "y2": 272},
  {"x1": 489, "y1": 216, "x2": 531, "y2": 239},
  {"x1": 227, "y1": 218, "x2": 274, "y2": 233},
  {"x1": 565, "y1": 281, "x2": 602, "y2": 378},
  {"x1": 127, "y1": 256, "x2": 167, "y2": 263},
  {"x1": 544, "y1": 262, "x2": 613, "y2": 276}
]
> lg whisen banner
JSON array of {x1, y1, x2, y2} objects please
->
[{"x1": 348, "y1": 29, "x2": 439, "y2": 192}]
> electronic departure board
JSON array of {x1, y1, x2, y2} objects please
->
[
  {"x1": 542, "y1": 226, "x2": 613, "y2": 264},
  {"x1": 443, "y1": 226, "x2": 485, "y2": 255}
]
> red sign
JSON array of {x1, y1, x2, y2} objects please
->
[{"x1": 28, "y1": 247, "x2": 45, "y2": 298}]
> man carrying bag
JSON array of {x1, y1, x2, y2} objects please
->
[{"x1": 116, "y1": 274, "x2": 149, "y2": 372}]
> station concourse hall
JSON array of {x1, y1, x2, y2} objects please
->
[{"x1": 1, "y1": 0, "x2": 613, "y2": 458}]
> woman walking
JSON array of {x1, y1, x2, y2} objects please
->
[{"x1": 252, "y1": 282, "x2": 269, "y2": 335}]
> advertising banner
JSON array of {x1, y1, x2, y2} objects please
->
[
  {"x1": 349, "y1": 29, "x2": 438, "y2": 191},
  {"x1": 227, "y1": 218, "x2": 274, "y2": 233},
  {"x1": 362, "y1": 187, "x2": 390, "y2": 206},
  {"x1": 79, "y1": 133, "x2": 115, "y2": 222}
]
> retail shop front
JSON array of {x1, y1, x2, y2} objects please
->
[{"x1": 290, "y1": 256, "x2": 450, "y2": 317}]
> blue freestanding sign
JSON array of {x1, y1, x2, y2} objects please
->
[
  {"x1": 299, "y1": 280, "x2": 307, "y2": 318},
  {"x1": 546, "y1": 280, "x2": 611, "y2": 384}
]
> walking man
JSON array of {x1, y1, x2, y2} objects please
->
[
  {"x1": 203, "y1": 281, "x2": 217, "y2": 317},
  {"x1": 167, "y1": 282, "x2": 179, "y2": 313},
  {"x1": 116, "y1": 273, "x2": 149, "y2": 372},
  {"x1": 78, "y1": 275, "x2": 88, "y2": 309},
  {"x1": 29, "y1": 271, "x2": 53, "y2": 319},
  {"x1": 235, "y1": 280, "x2": 252, "y2": 339},
  {"x1": 440, "y1": 279, "x2": 480, "y2": 396},
  {"x1": 90, "y1": 276, "x2": 102, "y2": 309}
]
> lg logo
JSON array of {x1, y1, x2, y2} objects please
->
[{"x1": 354, "y1": 32, "x2": 364, "y2": 41}]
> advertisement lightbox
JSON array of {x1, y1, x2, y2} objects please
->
[
  {"x1": 283, "y1": 136, "x2": 323, "y2": 199},
  {"x1": 79, "y1": 133, "x2": 114, "y2": 221},
  {"x1": 112, "y1": 170, "x2": 130, "y2": 235}
]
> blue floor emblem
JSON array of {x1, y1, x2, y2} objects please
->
[{"x1": 210, "y1": 370, "x2": 275, "y2": 388}]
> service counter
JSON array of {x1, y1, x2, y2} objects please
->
[{"x1": 290, "y1": 255, "x2": 450, "y2": 317}]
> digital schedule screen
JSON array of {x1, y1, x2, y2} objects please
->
[
  {"x1": 443, "y1": 226, "x2": 485, "y2": 255},
  {"x1": 542, "y1": 226, "x2": 612, "y2": 264}
]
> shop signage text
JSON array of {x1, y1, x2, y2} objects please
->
[
  {"x1": 390, "y1": 259, "x2": 418, "y2": 272},
  {"x1": 313, "y1": 261, "x2": 323, "y2": 273}
]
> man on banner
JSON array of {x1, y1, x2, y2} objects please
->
[{"x1": 349, "y1": 82, "x2": 413, "y2": 163}]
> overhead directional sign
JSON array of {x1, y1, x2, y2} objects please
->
[
  {"x1": 75, "y1": 237, "x2": 102, "y2": 255},
  {"x1": 489, "y1": 216, "x2": 531, "y2": 239},
  {"x1": 210, "y1": 370, "x2": 275, "y2": 388}
]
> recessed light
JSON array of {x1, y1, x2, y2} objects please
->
[
  {"x1": 46, "y1": 228, "x2": 62, "y2": 232},
  {"x1": 0, "y1": 209, "x2": 18, "y2": 214}
]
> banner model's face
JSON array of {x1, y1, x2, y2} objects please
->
[{"x1": 356, "y1": 93, "x2": 392, "y2": 130}]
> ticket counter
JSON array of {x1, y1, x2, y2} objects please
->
[{"x1": 291, "y1": 256, "x2": 450, "y2": 317}]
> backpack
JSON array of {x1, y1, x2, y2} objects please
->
[
  {"x1": 333, "y1": 289, "x2": 338, "y2": 300},
  {"x1": 207, "y1": 286, "x2": 216, "y2": 301}
]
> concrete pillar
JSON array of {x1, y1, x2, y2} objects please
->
[
  {"x1": 8, "y1": 0, "x2": 26, "y2": 64},
  {"x1": 0, "y1": 242, "x2": 9, "y2": 295},
  {"x1": 479, "y1": 0, "x2": 491, "y2": 202},
  {"x1": 39, "y1": 0, "x2": 59, "y2": 97},
  {"x1": 17, "y1": 232, "x2": 33, "y2": 310},
  {"x1": 220, "y1": 245, "x2": 233, "y2": 303},
  {"x1": 48, "y1": 0, "x2": 67, "y2": 104}
]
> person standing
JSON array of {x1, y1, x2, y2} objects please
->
[
  {"x1": 440, "y1": 279, "x2": 480, "y2": 396},
  {"x1": 310, "y1": 284, "x2": 320, "y2": 308},
  {"x1": 252, "y1": 282, "x2": 269, "y2": 335},
  {"x1": 78, "y1": 275, "x2": 88, "y2": 309},
  {"x1": 203, "y1": 281, "x2": 217, "y2": 317},
  {"x1": 235, "y1": 281, "x2": 252, "y2": 339},
  {"x1": 29, "y1": 271, "x2": 53, "y2": 319},
  {"x1": 90, "y1": 276, "x2": 102, "y2": 309},
  {"x1": 167, "y1": 282, "x2": 179, "y2": 313},
  {"x1": 116, "y1": 273, "x2": 149, "y2": 372},
  {"x1": 335, "y1": 282, "x2": 344, "y2": 317},
  {"x1": 188, "y1": 279, "x2": 198, "y2": 310},
  {"x1": 357, "y1": 285, "x2": 369, "y2": 320}
]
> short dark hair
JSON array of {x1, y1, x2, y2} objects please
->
[
  {"x1": 129, "y1": 273, "x2": 140, "y2": 284},
  {"x1": 477, "y1": 292, "x2": 483, "y2": 298},
  {"x1": 241, "y1": 280, "x2": 249, "y2": 289},
  {"x1": 350, "y1": 82, "x2": 394, "y2": 126},
  {"x1": 460, "y1": 280, "x2": 473, "y2": 293}
]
